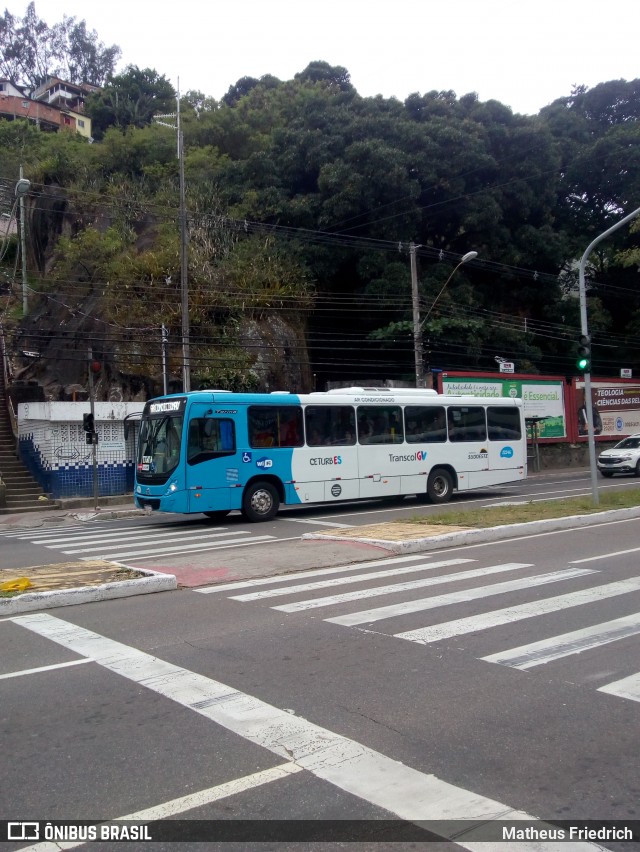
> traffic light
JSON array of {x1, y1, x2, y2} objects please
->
[
  {"x1": 576, "y1": 335, "x2": 591, "y2": 373},
  {"x1": 82, "y1": 412, "x2": 95, "y2": 433}
]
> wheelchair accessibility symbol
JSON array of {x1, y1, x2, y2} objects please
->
[{"x1": 242, "y1": 452, "x2": 252, "y2": 463}]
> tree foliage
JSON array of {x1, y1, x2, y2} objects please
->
[
  {"x1": 0, "y1": 2, "x2": 120, "y2": 87},
  {"x1": 4, "y1": 63, "x2": 640, "y2": 388},
  {"x1": 85, "y1": 66, "x2": 176, "y2": 139}
]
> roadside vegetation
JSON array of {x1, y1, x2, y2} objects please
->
[
  {"x1": 408, "y1": 487, "x2": 640, "y2": 528},
  {"x1": 2, "y1": 3, "x2": 640, "y2": 390}
]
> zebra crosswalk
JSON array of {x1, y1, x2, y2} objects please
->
[
  {"x1": 196, "y1": 552, "x2": 640, "y2": 707},
  {"x1": 0, "y1": 521, "x2": 277, "y2": 561}
]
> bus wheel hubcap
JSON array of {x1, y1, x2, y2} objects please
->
[{"x1": 252, "y1": 490, "x2": 272, "y2": 514}]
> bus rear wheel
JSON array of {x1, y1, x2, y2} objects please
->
[
  {"x1": 426, "y1": 468, "x2": 453, "y2": 503},
  {"x1": 242, "y1": 481, "x2": 280, "y2": 522}
]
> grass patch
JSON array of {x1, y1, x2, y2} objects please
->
[{"x1": 406, "y1": 488, "x2": 640, "y2": 529}]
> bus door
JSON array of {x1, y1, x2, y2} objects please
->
[
  {"x1": 357, "y1": 405, "x2": 403, "y2": 499},
  {"x1": 486, "y1": 405, "x2": 525, "y2": 477},
  {"x1": 184, "y1": 404, "x2": 238, "y2": 512},
  {"x1": 298, "y1": 404, "x2": 360, "y2": 503},
  {"x1": 446, "y1": 405, "x2": 490, "y2": 491}
]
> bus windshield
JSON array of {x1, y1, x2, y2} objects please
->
[{"x1": 137, "y1": 414, "x2": 184, "y2": 480}]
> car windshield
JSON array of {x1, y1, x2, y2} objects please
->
[{"x1": 615, "y1": 438, "x2": 640, "y2": 450}]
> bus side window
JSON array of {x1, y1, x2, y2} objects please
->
[
  {"x1": 357, "y1": 405, "x2": 403, "y2": 444},
  {"x1": 187, "y1": 418, "x2": 235, "y2": 464},
  {"x1": 405, "y1": 406, "x2": 446, "y2": 443},
  {"x1": 487, "y1": 406, "x2": 521, "y2": 440},
  {"x1": 249, "y1": 405, "x2": 303, "y2": 448},
  {"x1": 447, "y1": 406, "x2": 486, "y2": 442},
  {"x1": 305, "y1": 406, "x2": 355, "y2": 446}
]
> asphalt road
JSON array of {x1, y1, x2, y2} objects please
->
[
  {"x1": 2, "y1": 506, "x2": 640, "y2": 850},
  {"x1": 3, "y1": 468, "x2": 640, "y2": 574}
]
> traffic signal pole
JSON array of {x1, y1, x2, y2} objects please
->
[{"x1": 578, "y1": 205, "x2": 640, "y2": 506}]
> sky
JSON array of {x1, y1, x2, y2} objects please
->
[{"x1": 7, "y1": 0, "x2": 640, "y2": 115}]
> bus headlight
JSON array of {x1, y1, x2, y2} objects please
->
[{"x1": 164, "y1": 480, "x2": 179, "y2": 495}]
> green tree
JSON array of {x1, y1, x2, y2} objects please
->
[
  {"x1": 85, "y1": 66, "x2": 176, "y2": 139},
  {"x1": 0, "y1": 2, "x2": 120, "y2": 87}
]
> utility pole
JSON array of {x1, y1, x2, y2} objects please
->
[
  {"x1": 16, "y1": 168, "x2": 30, "y2": 315},
  {"x1": 410, "y1": 243, "x2": 425, "y2": 388},
  {"x1": 161, "y1": 324, "x2": 169, "y2": 395},
  {"x1": 153, "y1": 80, "x2": 190, "y2": 393},
  {"x1": 178, "y1": 106, "x2": 190, "y2": 392}
]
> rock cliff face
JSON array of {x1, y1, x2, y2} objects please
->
[{"x1": 7, "y1": 188, "x2": 312, "y2": 402}]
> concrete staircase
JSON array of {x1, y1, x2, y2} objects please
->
[{"x1": 0, "y1": 367, "x2": 57, "y2": 514}]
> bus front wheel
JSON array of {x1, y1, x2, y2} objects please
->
[
  {"x1": 242, "y1": 481, "x2": 280, "y2": 522},
  {"x1": 426, "y1": 468, "x2": 454, "y2": 504}
]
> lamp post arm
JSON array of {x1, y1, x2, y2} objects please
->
[
  {"x1": 578, "y1": 206, "x2": 640, "y2": 334},
  {"x1": 578, "y1": 205, "x2": 640, "y2": 507},
  {"x1": 419, "y1": 260, "x2": 464, "y2": 330}
]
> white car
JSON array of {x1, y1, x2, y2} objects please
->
[{"x1": 597, "y1": 434, "x2": 640, "y2": 477}]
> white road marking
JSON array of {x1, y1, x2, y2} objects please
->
[
  {"x1": 569, "y1": 546, "x2": 640, "y2": 563},
  {"x1": 274, "y1": 564, "x2": 533, "y2": 613},
  {"x1": 11, "y1": 613, "x2": 604, "y2": 851},
  {"x1": 72, "y1": 535, "x2": 275, "y2": 560},
  {"x1": 59, "y1": 529, "x2": 250, "y2": 554},
  {"x1": 20, "y1": 527, "x2": 238, "y2": 545},
  {"x1": 231, "y1": 558, "x2": 475, "y2": 601},
  {"x1": 284, "y1": 518, "x2": 355, "y2": 527},
  {"x1": 599, "y1": 671, "x2": 640, "y2": 702},
  {"x1": 118, "y1": 762, "x2": 303, "y2": 819},
  {"x1": 0, "y1": 658, "x2": 92, "y2": 680},
  {"x1": 195, "y1": 552, "x2": 437, "y2": 594},
  {"x1": 1, "y1": 524, "x2": 90, "y2": 537},
  {"x1": 481, "y1": 612, "x2": 640, "y2": 669},
  {"x1": 14, "y1": 763, "x2": 302, "y2": 852},
  {"x1": 114, "y1": 536, "x2": 295, "y2": 562},
  {"x1": 396, "y1": 577, "x2": 640, "y2": 645},
  {"x1": 326, "y1": 568, "x2": 594, "y2": 627}
]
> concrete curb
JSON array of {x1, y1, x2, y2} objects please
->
[
  {"x1": 0, "y1": 508, "x2": 146, "y2": 530},
  {"x1": 0, "y1": 564, "x2": 177, "y2": 616},
  {"x1": 301, "y1": 506, "x2": 640, "y2": 553}
]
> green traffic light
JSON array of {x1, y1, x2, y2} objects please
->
[{"x1": 576, "y1": 356, "x2": 590, "y2": 371}]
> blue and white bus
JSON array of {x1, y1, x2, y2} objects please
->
[{"x1": 134, "y1": 387, "x2": 527, "y2": 521}]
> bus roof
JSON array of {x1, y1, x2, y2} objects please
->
[{"x1": 144, "y1": 389, "x2": 523, "y2": 407}]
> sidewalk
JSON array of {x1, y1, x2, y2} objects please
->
[{"x1": 0, "y1": 494, "x2": 145, "y2": 530}]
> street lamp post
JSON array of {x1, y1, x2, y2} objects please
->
[
  {"x1": 411, "y1": 248, "x2": 478, "y2": 387},
  {"x1": 578, "y1": 205, "x2": 640, "y2": 506}
]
